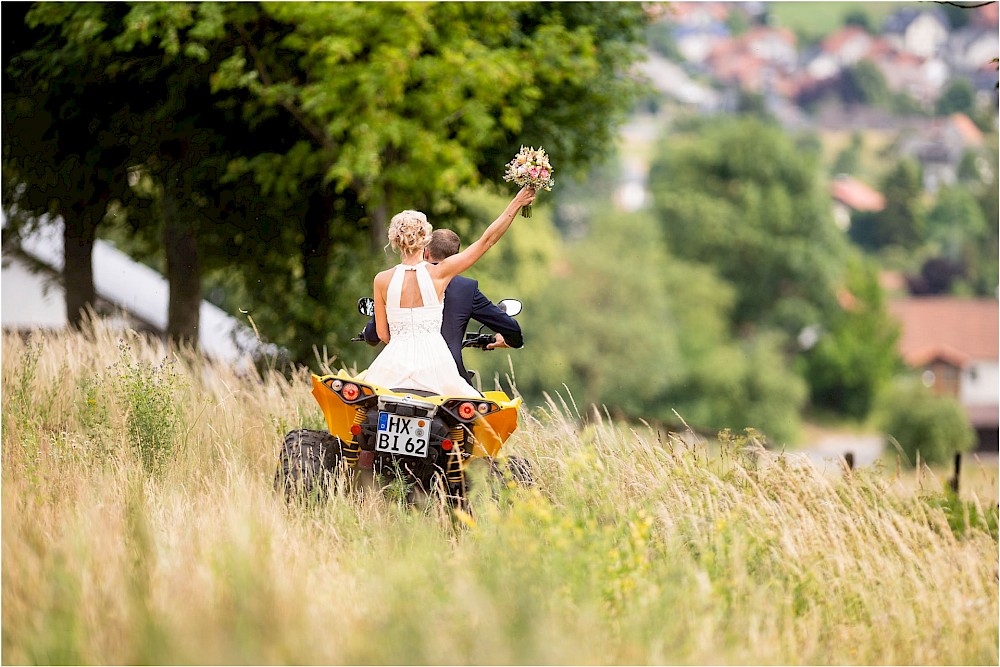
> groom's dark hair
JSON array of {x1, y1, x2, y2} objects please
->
[{"x1": 427, "y1": 229, "x2": 461, "y2": 261}]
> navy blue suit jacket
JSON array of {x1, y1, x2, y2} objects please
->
[{"x1": 362, "y1": 275, "x2": 522, "y2": 382}]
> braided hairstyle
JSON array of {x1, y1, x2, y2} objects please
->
[{"x1": 386, "y1": 210, "x2": 432, "y2": 255}]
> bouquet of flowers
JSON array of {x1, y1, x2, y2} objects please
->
[{"x1": 503, "y1": 146, "x2": 554, "y2": 218}]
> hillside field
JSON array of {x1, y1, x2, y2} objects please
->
[
  {"x1": 2, "y1": 322, "x2": 997, "y2": 665},
  {"x1": 769, "y1": 2, "x2": 922, "y2": 42}
]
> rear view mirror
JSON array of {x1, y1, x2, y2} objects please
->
[
  {"x1": 358, "y1": 297, "x2": 375, "y2": 317},
  {"x1": 498, "y1": 299, "x2": 522, "y2": 317}
]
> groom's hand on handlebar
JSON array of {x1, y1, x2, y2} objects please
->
[{"x1": 486, "y1": 333, "x2": 510, "y2": 350}]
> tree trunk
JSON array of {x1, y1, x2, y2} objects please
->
[
  {"x1": 161, "y1": 188, "x2": 201, "y2": 348},
  {"x1": 303, "y1": 189, "x2": 333, "y2": 302},
  {"x1": 63, "y1": 175, "x2": 110, "y2": 329},
  {"x1": 62, "y1": 212, "x2": 96, "y2": 329}
]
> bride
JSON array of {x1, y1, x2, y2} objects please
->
[{"x1": 362, "y1": 186, "x2": 537, "y2": 396}]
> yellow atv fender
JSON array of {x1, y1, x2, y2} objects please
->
[{"x1": 310, "y1": 370, "x2": 522, "y2": 459}]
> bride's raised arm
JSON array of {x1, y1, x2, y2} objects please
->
[{"x1": 433, "y1": 186, "x2": 536, "y2": 282}]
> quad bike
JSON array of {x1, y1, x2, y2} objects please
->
[{"x1": 275, "y1": 298, "x2": 531, "y2": 508}]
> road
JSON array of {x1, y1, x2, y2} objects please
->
[{"x1": 800, "y1": 433, "x2": 885, "y2": 469}]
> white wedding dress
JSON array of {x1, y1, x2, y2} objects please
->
[{"x1": 362, "y1": 262, "x2": 480, "y2": 397}]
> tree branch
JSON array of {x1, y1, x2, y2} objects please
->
[
  {"x1": 234, "y1": 23, "x2": 335, "y2": 152},
  {"x1": 931, "y1": 1, "x2": 996, "y2": 9}
]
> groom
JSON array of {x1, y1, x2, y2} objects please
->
[{"x1": 361, "y1": 229, "x2": 523, "y2": 382}]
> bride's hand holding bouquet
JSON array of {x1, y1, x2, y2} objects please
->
[{"x1": 504, "y1": 146, "x2": 554, "y2": 218}]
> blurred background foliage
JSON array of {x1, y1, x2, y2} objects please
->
[{"x1": 649, "y1": 116, "x2": 849, "y2": 340}]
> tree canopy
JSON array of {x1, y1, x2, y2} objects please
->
[
  {"x1": 3, "y1": 1, "x2": 650, "y2": 363},
  {"x1": 798, "y1": 256, "x2": 901, "y2": 419},
  {"x1": 648, "y1": 116, "x2": 850, "y2": 340}
]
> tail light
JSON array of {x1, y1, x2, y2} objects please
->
[
  {"x1": 441, "y1": 439, "x2": 453, "y2": 451},
  {"x1": 350, "y1": 424, "x2": 362, "y2": 436},
  {"x1": 341, "y1": 383, "x2": 360, "y2": 401},
  {"x1": 457, "y1": 402, "x2": 476, "y2": 420}
]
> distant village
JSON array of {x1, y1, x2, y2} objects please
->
[
  {"x1": 632, "y1": 1, "x2": 998, "y2": 202},
  {"x1": 665, "y1": 3, "x2": 995, "y2": 107}
]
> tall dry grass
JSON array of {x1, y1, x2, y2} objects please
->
[{"x1": 2, "y1": 321, "x2": 997, "y2": 665}]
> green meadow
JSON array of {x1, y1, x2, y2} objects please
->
[{"x1": 3, "y1": 322, "x2": 997, "y2": 665}]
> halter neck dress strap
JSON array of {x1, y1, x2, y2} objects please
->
[{"x1": 387, "y1": 262, "x2": 439, "y2": 308}]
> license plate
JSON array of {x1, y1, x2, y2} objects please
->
[{"x1": 376, "y1": 412, "x2": 430, "y2": 458}]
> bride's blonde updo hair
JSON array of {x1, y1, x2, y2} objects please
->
[{"x1": 386, "y1": 210, "x2": 432, "y2": 255}]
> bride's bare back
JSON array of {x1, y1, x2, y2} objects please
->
[
  {"x1": 374, "y1": 265, "x2": 445, "y2": 311},
  {"x1": 396, "y1": 268, "x2": 443, "y2": 308}
]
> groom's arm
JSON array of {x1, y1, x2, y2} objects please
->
[
  {"x1": 471, "y1": 287, "x2": 523, "y2": 349},
  {"x1": 361, "y1": 318, "x2": 380, "y2": 346}
]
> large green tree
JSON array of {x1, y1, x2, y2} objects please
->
[
  {"x1": 2, "y1": 2, "x2": 133, "y2": 329},
  {"x1": 922, "y1": 185, "x2": 989, "y2": 292},
  {"x1": 647, "y1": 116, "x2": 850, "y2": 341},
  {"x1": 843, "y1": 60, "x2": 890, "y2": 109},
  {"x1": 207, "y1": 2, "x2": 649, "y2": 362},
  {"x1": 935, "y1": 78, "x2": 976, "y2": 117},
  {"x1": 4, "y1": 1, "x2": 649, "y2": 363},
  {"x1": 866, "y1": 158, "x2": 925, "y2": 251},
  {"x1": 971, "y1": 141, "x2": 1000, "y2": 295},
  {"x1": 798, "y1": 255, "x2": 901, "y2": 419},
  {"x1": 4, "y1": 2, "x2": 276, "y2": 344}
]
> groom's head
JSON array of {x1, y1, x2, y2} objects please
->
[{"x1": 425, "y1": 229, "x2": 461, "y2": 262}]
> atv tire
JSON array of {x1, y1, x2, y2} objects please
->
[{"x1": 274, "y1": 429, "x2": 341, "y2": 500}]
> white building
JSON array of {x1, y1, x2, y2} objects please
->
[
  {"x1": 883, "y1": 8, "x2": 950, "y2": 59},
  {"x1": 2, "y1": 216, "x2": 268, "y2": 367}
]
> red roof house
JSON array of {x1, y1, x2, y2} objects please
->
[
  {"x1": 830, "y1": 175, "x2": 885, "y2": 231},
  {"x1": 888, "y1": 298, "x2": 999, "y2": 443},
  {"x1": 821, "y1": 26, "x2": 875, "y2": 66},
  {"x1": 831, "y1": 176, "x2": 886, "y2": 212},
  {"x1": 947, "y1": 113, "x2": 984, "y2": 147}
]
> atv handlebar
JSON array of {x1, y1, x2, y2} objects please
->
[
  {"x1": 350, "y1": 332, "x2": 496, "y2": 348},
  {"x1": 351, "y1": 296, "x2": 520, "y2": 350},
  {"x1": 462, "y1": 333, "x2": 499, "y2": 350}
]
